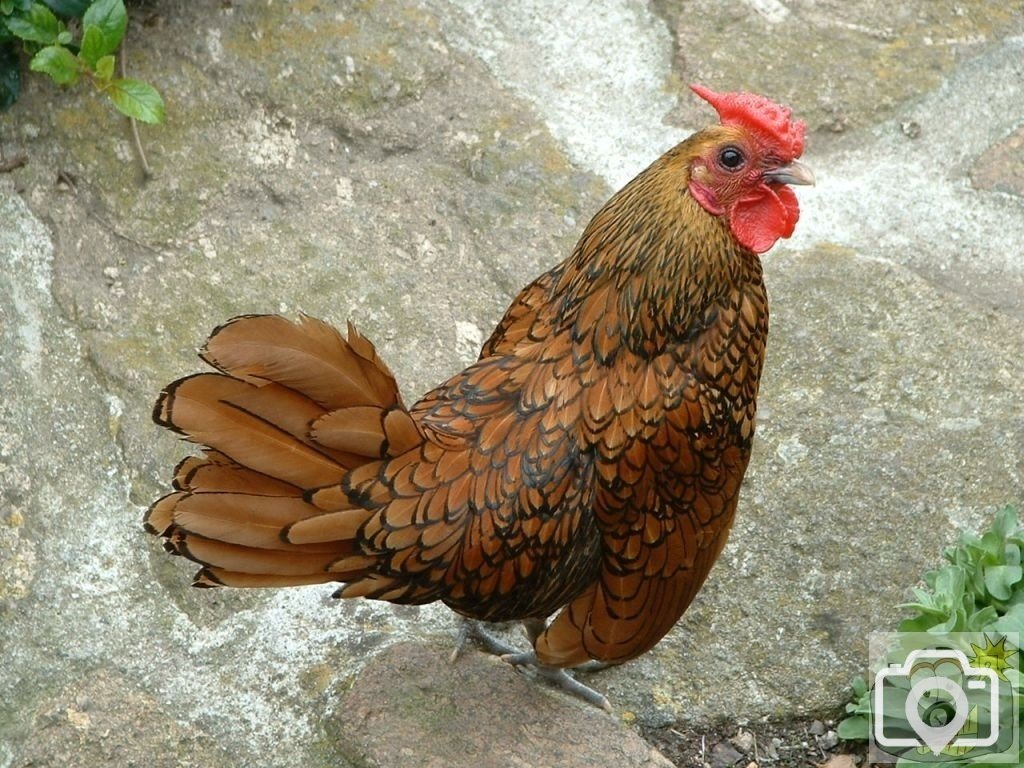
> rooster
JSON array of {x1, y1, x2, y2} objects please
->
[{"x1": 145, "y1": 85, "x2": 813, "y2": 710}]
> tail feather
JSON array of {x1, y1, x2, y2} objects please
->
[
  {"x1": 195, "y1": 567, "x2": 341, "y2": 589},
  {"x1": 144, "y1": 492, "x2": 179, "y2": 535},
  {"x1": 381, "y1": 407, "x2": 423, "y2": 455},
  {"x1": 173, "y1": 453, "x2": 300, "y2": 496},
  {"x1": 169, "y1": 492, "x2": 339, "y2": 551},
  {"x1": 155, "y1": 373, "x2": 349, "y2": 488},
  {"x1": 166, "y1": 530, "x2": 348, "y2": 575},
  {"x1": 342, "y1": 321, "x2": 402, "y2": 405},
  {"x1": 304, "y1": 483, "x2": 352, "y2": 512},
  {"x1": 333, "y1": 573, "x2": 405, "y2": 599},
  {"x1": 201, "y1": 314, "x2": 400, "y2": 410},
  {"x1": 312, "y1": 405, "x2": 389, "y2": 457},
  {"x1": 147, "y1": 315, "x2": 413, "y2": 591},
  {"x1": 285, "y1": 508, "x2": 369, "y2": 544},
  {"x1": 309, "y1": 404, "x2": 425, "y2": 462}
]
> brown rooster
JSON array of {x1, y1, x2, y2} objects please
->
[{"x1": 145, "y1": 85, "x2": 812, "y2": 710}]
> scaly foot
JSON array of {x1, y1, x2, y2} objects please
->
[
  {"x1": 450, "y1": 618, "x2": 522, "y2": 661},
  {"x1": 452, "y1": 619, "x2": 612, "y2": 711},
  {"x1": 501, "y1": 650, "x2": 612, "y2": 712}
]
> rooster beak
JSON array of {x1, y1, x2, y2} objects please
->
[{"x1": 764, "y1": 160, "x2": 815, "y2": 186}]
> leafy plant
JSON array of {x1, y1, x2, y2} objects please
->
[
  {"x1": 1, "y1": 0, "x2": 163, "y2": 123},
  {"x1": 837, "y1": 505, "x2": 1024, "y2": 765}
]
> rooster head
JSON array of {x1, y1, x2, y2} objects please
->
[{"x1": 686, "y1": 84, "x2": 814, "y2": 254}]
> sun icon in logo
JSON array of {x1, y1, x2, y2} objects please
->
[{"x1": 967, "y1": 634, "x2": 1017, "y2": 681}]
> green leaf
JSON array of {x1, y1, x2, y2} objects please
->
[
  {"x1": 899, "y1": 613, "x2": 941, "y2": 632},
  {"x1": 77, "y1": 22, "x2": 104, "y2": 66},
  {"x1": 836, "y1": 715, "x2": 870, "y2": 741},
  {"x1": 934, "y1": 565, "x2": 966, "y2": 600},
  {"x1": 984, "y1": 564, "x2": 1023, "y2": 601},
  {"x1": 1004, "y1": 542, "x2": 1021, "y2": 567},
  {"x1": 6, "y1": 2, "x2": 60, "y2": 44},
  {"x1": 3, "y1": 0, "x2": 37, "y2": 16},
  {"x1": 0, "y1": 41, "x2": 20, "y2": 110},
  {"x1": 966, "y1": 604, "x2": 998, "y2": 630},
  {"x1": 980, "y1": 530, "x2": 1005, "y2": 561},
  {"x1": 898, "y1": 602, "x2": 946, "y2": 619},
  {"x1": 104, "y1": 76, "x2": 163, "y2": 122},
  {"x1": 40, "y1": 0, "x2": 91, "y2": 15},
  {"x1": 56, "y1": 28, "x2": 70, "y2": 44},
  {"x1": 93, "y1": 52, "x2": 113, "y2": 80},
  {"x1": 81, "y1": 0, "x2": 125, "y2": 54},
  {"x1": 927, "y1": 610, "x2": 962, "y2": 633},
  {"x1": 29, "y1": 43, "x2": 78, "y2": 84},
  {"x1": 992, "y1": 505, "x2": 1019, "y2": 539},
  {"x1": 993, "y1": 603, "x2": 1024, "y2": 635},
  {"x1": 851, "y1": 675, "x2": 868, "y2": 699}
]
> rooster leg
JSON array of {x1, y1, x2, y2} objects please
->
[
  {"x1": 499, "y1": 618, "x2": 612, "y2": 712},
  {"x1": 453, "y1": 618, "x2": 611, "y2": 710},
  {"x1": 520, "y1": 618, "x2": 608, "y2": 672},
  {"x1": 500, "y1": 648, "x2": 612, "y2": 712},
  {"x1": 451, "y1": 618, "x2": 611, "y2": 710},
  {"x1": 450, "y1": 618, "x2": 522, "y2": 662}
]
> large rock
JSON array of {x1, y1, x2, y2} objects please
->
[
  {"x1": 331, "y1": 642, "x2": 673, "y2": 768},
  {"x1": 1, "y1": 0, "x2": 1022, "y2": 765},
  {"x1": 652, "y1": 0, "x2": 1023, "y2": 140}
]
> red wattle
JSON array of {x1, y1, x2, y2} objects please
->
[{"x1": 728, "y1": 184, "x2": 800, "y2": 254}]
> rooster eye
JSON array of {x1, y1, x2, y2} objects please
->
[{"x1": 718, "y1": 147, "x2": 745, "y2": 171}]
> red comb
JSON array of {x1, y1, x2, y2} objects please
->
[{"x1": 690, "y1": 84, "x2": 805, "y2": 160}]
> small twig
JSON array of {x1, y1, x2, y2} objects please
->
[
  {"x1": 0, "y1": 154, "x2": 28, "y2": 173},
  {"x1": 88, "y1": 208, "x2": 165, "y2": 257},
  {"x1": 58, "y1": 168, "x2": 164, "y2": 256},
  {"x1": 57, "y1": 169, "x2": 78, "y2": 192},
  {"x1": 119, "y1": 42, "x2": 153, "y2": 179}
]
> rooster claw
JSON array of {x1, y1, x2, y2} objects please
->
[
  {"x1": 452, "y1": 619, "x2": 612, "y2": 711},
  {"x1": 500, "y1": 650, "x2": 612, "y2": 712},
  {"x1": 451, "y1": 619, "x2": 521, "y2": 661}
]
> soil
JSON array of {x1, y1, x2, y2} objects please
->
[{"x1": 641, "y1": 716, "x2": 867, "y2": 768}]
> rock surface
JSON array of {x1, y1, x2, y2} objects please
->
[
  {"x1": 1, "y1": 0, "x2": 1022, "y2": 765},
  {"x1": 331, "y1": 642, "x2": 674, "y2": 768}
]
